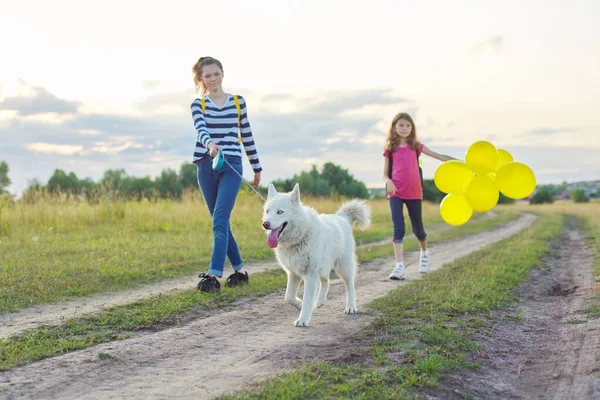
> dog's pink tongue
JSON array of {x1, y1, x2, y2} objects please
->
[{"x1": 267, "y1": 226, "x2": 282, "y2": 248}]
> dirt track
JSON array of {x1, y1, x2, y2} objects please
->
[
  {"x1": 0, "y1": 213, "x2": 535, "y2": 399},
  {"x1": 0, "y1": 213, "x2": 498, "y2": 339},
  {"x1": 426, "y1": 218, "x2": 600, "y2": 400}
]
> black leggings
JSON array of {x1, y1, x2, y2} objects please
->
[{"x1": 389, "y1": 198, "x2": 427, "y2": 243}]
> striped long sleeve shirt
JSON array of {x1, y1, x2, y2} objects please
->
[{"x1": 191, "y1": 94, "x2": 262, "y2": 173}]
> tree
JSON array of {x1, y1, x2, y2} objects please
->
[
  {"x1": 339, "y1": 180, "x2": 368, "y2": 198},
  {"x1": 422, "y1": 179, "x2": 445, "y2": 203},
  {"x1": 155, "y1": 168, "x2": 183, "y2": 199},
  {"x1": 47, "y1": 170, "x2": 81, "y2": 195},
  {"x1": 497, "y1": 193, "x2": 515, "y2": 204},
  {"x1": 101, "y1": 169, "x2": 128, "y2": 191},
  {"x1": 122, "y1": 176, "x2": 155, "y2": 201},
  {"x1": 179, "y1": 162, "x2": 198, "y2": 189},
  {"x1": 271, "y1": 178, "x2": 295, "y2": 192},
  {"x1": 530, "y1": 187, "x2": 554, "y2": 204},
  {"x1": 276, "y1": 163, "x2": 369, "y2": 198},
  {"x1": 570, "y1": 188, "x2": 589, "y2": 203},
  {"x1": 0, "y1": 161, "x2": 11, "y2": 194}
]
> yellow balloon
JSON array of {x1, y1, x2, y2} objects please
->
[
  {"x1": 465, "y1": 175, "x2": 499, "y2": 212},
  {"x1": 496, "y1": 149, "x2": 514, "y2": 170},
  {"x1": 496, "y1": 161, "x2": 537, "y2": 199},
  {"x1": 465, "y1": 141, "x2": 498, "y2": 174},
  {"x1": 440, "y1": 193, "x2": 473, "y2": 226},
  {"x1": 434, "y1": 161, "x2": 474, "y2": 194}
]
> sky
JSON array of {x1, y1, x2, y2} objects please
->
[{"x1": 1, "y1": 0, "x2": 599, "y2": 195}]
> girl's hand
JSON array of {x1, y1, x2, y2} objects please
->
[
  {"x1": 251, "y1": 172, "x2": 261, "y2": 187},
  {"x1": 385, "y1": 179, "x2": 397, "y2": 194},
  {"x1": 207, "y1": 142, "x2": 221, "y2": 158}
]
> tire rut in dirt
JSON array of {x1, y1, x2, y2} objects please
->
[{"x1": 426, "y1": 217, "x2": 600, "y2": 400}]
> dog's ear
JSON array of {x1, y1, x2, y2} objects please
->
[
  {"x1": 268, "y1": 183, "x2": 277, "y2": 199},
  {"x1": 290, "y1": 183, "x2": 301, "y2": 205}
]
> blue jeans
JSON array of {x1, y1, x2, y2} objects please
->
[{"x1": 197, "y1": 155, "x2": 244, "y2": 277}]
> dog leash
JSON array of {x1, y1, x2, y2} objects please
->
[{"x1": 213, "y1": 149, "x2": 266, "y2": 202}]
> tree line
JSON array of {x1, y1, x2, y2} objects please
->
[{"x1": 0, "y1": 159, "x2": 514, "y2": 204}]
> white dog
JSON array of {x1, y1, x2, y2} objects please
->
[{"x1": 262, "y1": 183, "x2": 371, "y2": 327}]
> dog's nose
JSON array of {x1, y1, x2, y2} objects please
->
[{"x1": 262, "y1": 221, "x2": 270, "y2": 229}]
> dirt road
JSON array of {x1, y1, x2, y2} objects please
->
[
  {"x1": 0, "y1": 213, "x2": 535, "y2": 399},
  {"x1": 427, "y1": 218, "x2": 600, "y2": 399}
]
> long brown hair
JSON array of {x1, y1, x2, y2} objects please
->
[
  {"x1": 384, "y1": 112, "x2": 419, "y2": 152},
  {"x1": 192, "y1": 57, "x2": 224, "y2": 96}
]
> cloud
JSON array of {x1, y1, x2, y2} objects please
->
[
  {"x1": 260, "y1": 93, "x2": 294, "y2": 102},
  {"x1": 470, "y1": 35, "x2": 504, "y2": 55},
  {"x1": 0, "y1": 80, "x2": 81, "y2": 116},
  {"x1": 526, "y1": 127, "x2": 574, "y2": 136},
  {"x1": 89, "y1": 137, "x2": 146, "y2": 154},
  {"x1": 302, "y1": 88, "x2": 410, "y2": 115},
  {"x1": 75, "y1": 129, "x2": 103, "y2": 136},
  {"x1": 133, "y1": 89, "x2": 191, "y2": 115},
  {"x1": 26, "y1": 143, "x2": 84, "y2": 156},
  {"x1": 141, "y1": 80, "x2": 161, "y2": 89},
  {"x1": 0, "y1": 85, "x2": 429, "y2": 195}
]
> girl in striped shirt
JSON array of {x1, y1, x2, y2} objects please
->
[{"x1": 191, "y1": 56, "x2": 263, "y2": 293}]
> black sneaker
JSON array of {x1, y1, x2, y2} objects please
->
[
  {"x1": 225, "y1": 271, "x2": 249, "y2": 288},
  {"x1": 197, "y1": 273, "x2": 220, "y2": 293}
]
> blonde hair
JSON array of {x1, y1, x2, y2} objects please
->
[
  {"x1": 192, "y1": 57, "x2": 224, "y2": 96},
  {"x1": 384, "y1": 112, "x2": 419, "y2": 152}
]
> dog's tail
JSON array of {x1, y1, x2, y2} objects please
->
[{"x1": 336, "y1": 199, "x2": 371, "y2": 230}]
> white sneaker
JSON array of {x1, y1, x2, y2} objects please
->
[
  {"x1": 419, "y1": 251, "x2": 430, "y2": 273},
  {"x1": 389, "y1": 262, "x2": 406, "y2": 280}
]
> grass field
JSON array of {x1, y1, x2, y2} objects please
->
[
  {"x1": 0, "y1": 193, "x2": 499, "y2": 313},
  {"x1": 0, "y1": 196, "x2": 515, "y2": 370},
  {"x1": 1, "y1": 194, "x2": 598, "y2": 399},
  {"x1": 219, "y1": 202, "x2": 600, "y2": 399}
]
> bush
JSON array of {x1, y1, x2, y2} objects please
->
[
  {"x1": 530, "y1": 187, "x2": 554, "y2": 204},
  {"x1": 570, "y1": 188, "x2": 590, "y2": 203}
]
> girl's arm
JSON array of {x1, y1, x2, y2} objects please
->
[
  {"x1": 190, "y1": 99, "x2": 213, "y2": 150},
  {"x1": 238, "y1": 96, "x2": 262, "y2": 174},
  {"x1": 382, "y1": 156, "x2": 391, "y2": 183},
  {"x1": 421, "y1": 145, "x2": 457, "y2": 162},
  {"x1": 382, "y1": 152, "x2": 396, "y2": 193}
]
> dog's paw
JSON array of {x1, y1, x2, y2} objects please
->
[
  {"x1": 293, "y1": 318, "x2": 310, "y2": 328},
  {"x1": 286, "y1": 298, "x2": 302, "y2": 311},
  {"x1": 344, "y1": 306, "x2": 358, "y2": 314}
]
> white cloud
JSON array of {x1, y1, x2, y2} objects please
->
[
  {"x1": 26, "y1": 142, "x2": 83, "y2": 156},
  {"x1": 76, "y1": 129, "x2": 103, "y2": 136},
  {"x1": 90, "y1": 137, "x2": 145, "y2": 154},
  {"x1": 324, "y1": 137, "x2": 342, "y2": 145},
  {"x1": 470, "y1": 35, "x2": 504, "y2": 55},
  {"x1": 0, "y1": 80, "x2": 81, "y2": 116}
]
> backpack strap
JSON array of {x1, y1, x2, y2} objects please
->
[
  {"x1": 200, "y1": 96, "x2": 242, "y2": 145},
  {"x1": 233, "y1": 95, "x2": 242, "y2": 144},
  {"x1": 387, "y1": 149, "x2": 393, "y2": 179},
  {"x1": 387, "y1": 146, "x2": 423, "y2": 185},
  {"x1": 415, "y1": 148, "x2": 423, "y2": 185}
]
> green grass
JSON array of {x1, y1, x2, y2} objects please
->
[
  {"x1": 573, "y1": 211, "x2": 600, "y2": 318},
  {"x1": 0, "y1": 209, "x2": 516, "y2": 370},
  {"x1": 0, "y1": 268, "x2": 287, "y2": 370},
  {"x1": 581, "y1": 214, "x2": 600, "y2": 277},
  {"x1": 217, "y1": 213, "x2": 565, "y2": 399},
  {"x1": 0, "y1": 196, "x2": 499, "y2": 313},
  {"x1": 358, "y1": 210, "x2": 519, "y2": 262}
]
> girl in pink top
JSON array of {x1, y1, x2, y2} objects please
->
[{"x1": 382, "y1": 113, "x2": 456, "y2": 280}]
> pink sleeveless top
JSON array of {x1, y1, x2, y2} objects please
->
[{"x1": 383, "y1": 144, "x2": 423, "y2": 200}]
